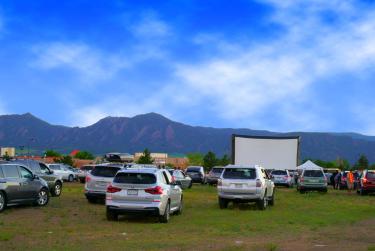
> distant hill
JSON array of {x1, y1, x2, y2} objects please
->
[{"x1": 0, "y1": 112, "x2": 375, "y2": 163}]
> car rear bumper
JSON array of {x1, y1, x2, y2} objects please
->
[
  {"x1": 190, "y1": 177, "x2": 204, "y2": 183},
  {"x1": 299, "y1": 185, "x2": 327, "y2": 191},
  {"x1": 218, "y1": 192, "x2": 261, "y2": 201},
  {"x1": 106, "y1": 206, "x2": 160, "y2": 216},
  {"x1": 207, "y1": 177, "x2": 219, "y2": 184},
  {"x1": 85, "y1": 191, "x2": 106, "y2": 199},
  {"x1": 106, "y1": 200, "x2": 164, "y2": 215}
]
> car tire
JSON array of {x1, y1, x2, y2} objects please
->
[
  {"x1": 68, "y1": 175, "x2": 74, "y2": 182},
  {"x1": 188, "y1": 181, "x2": 192, "y2": 189},
  {"x1": 218, "y1": 197, "x2": 228, "y2": 209},
  {"x1": 0, "y1": 191, "x2": 6, "y2": 212},
  {"x1": 269, "y1": 190, "x2": 275, "y2": 206},
  {"x1": 360, "y1": 188, "x2": 367, "y2": 196},
  {"x1": 87, "y1": 197, "x2": 97, "y2": 204},
  {"x1": 51, "y1": 181, "x2": 62, "y2": 197},
  {"x1": 36, "y1": 188, "x2": 49, "y2": 207},
  {"x1": 159, "y1": 202, "x2": 170, "y2": 223},
  {"x1": 106, "y1": 208, "x2": 118, "y2": 221},
  {"x1": 257, "y1": 195, "x2": 267, "y2": 210},
  {"x1": 176, "y1": 197, "x2": 183, "y2": 215}
]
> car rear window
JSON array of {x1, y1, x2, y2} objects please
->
[
  {"x1": 91, "y1": 166, "x2": 121, "y2": 177},
  {"x1": 304, "y1": 170, "x2": 324, "y2": 177},
  {"x1": 272, "y1": 170, "x2": 287, "y2": 175},
  {"x1": 223, "y1": 168, "x2": 256, "y2": 179},
  {"x1": 212, "y1": 168, "x2": 223, "y2": 173},
  {"x1": 49, "y1": 165, "x2": 60, "y2": 170},
  {"x1": 114, "y1": 173, "x2": 156, "y2": 184},
  {"x1": 367, "y1": 171, "x2": 375, "y2": 179}
]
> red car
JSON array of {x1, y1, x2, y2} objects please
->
[{"x1": 358, "y1": 170, "x2": 375, "y2": 195}]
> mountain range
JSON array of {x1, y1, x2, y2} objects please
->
[{"x1": 0, "y1": 112, "x2": 375, "y2": 163}]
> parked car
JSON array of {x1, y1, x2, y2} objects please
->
[
  {"x1": 48, "y1": 164, "x2": 76, "y2": 182},
  {"x1": 338, "y1": 171, "x2": 348, "y2": 190},
  {"x1": 12, "y1": 159, "x2": 63, "y2": 197},
  {"x1": 78, "y1": 165, "x2": 95, "y2": 183},
  {"x1": 0, "y1": 163, "x2": 50, "y2": 212},
  {"x1": 206, "y1": 166, "x2": 224, "y2": 185},
  {"x1": 106, "y1": 167, "x2": 183, "y2": 223},
  {"x1": 167, "y1": 169, "x2": 192, "y2": 189},
  {"x1": 186, "y1": 166, "x2": 206, "y2": 184},
  {"x1": 64, "y1": 165, "x2": 81, "y2": 180},
  {"x1": 85, "y1": 164, "x2": 123, "y2": 203},
  {"x1": 271, "y1": 170, "x2": 294, "y2": 187},
  {"x1": 297, "y1": 169, "x2": 327, "y2": 193},
  {"x1": 217, "y1": 165, "x2": 275, "y2": 210},
  {"x1": 357, "y1": 170, "x2": 375, "y2": 195}
]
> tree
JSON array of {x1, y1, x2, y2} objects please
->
[
  {"x1": 356, "y1": 154, "x2": 369, "y2": 170},
  {"x1": 219, "y1": 154, "x2": 231, "y2": 166},
  {"x1": 74, "y1": 151, "x2": 94, "y2": 160},
  {"x1": 55, "y1": 155, "x2": 74, "y2": 167},
  {"x1": 203, "y1": 151, "x2": 218, "y2": 171},
  {"x1": 137, "y1": 148, "x2": 153, "y2": 164},
  {"x1": 2, "y1": 152, "x2": 10, "y2": 161},
  {"x1": 186, "y1": 153, "x2": 203, "y2": 166},
  {"x1": 45, "y1": 149, "x2": 61, "y2": 157}
]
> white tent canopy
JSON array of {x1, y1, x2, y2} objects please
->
[{"x1": 296, "y1": 160, "x2": 323, "y2": 170}]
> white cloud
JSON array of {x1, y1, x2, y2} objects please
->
[
  {"x1": 0, "y1": 100, "x2": 8, "y2": 115},
  {"x1": 32, "y1": 42, "x2": 128, "y2": 82},
  {"x1": 130, "y1": 11, "x2": 170, "y2": 39},
  {"x1": 171, "y1": 1, "x2": 375, "y2": 131}
]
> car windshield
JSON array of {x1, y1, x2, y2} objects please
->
[
  {"x1": 91, "y1": 166, "x2": 120, "y2": 177},
  {"x1": 49, "y1": 165, "x2": 60, "y2": 170},
  {"x1": 367, "y1": 171, "x2": 375, "y2": 179},
  {"x1": 114, "y1": 173, "x2": 156, "y2": 184},
  {"x1": 81, "y1": 166, "x2": 94, "y2": 171},
  {"x1": 187, "y1": 167, "x2": 200, "y2": 173},
  {"x1": 272, "y1": 170, "x2": 287, "y2": 175},
  {"x1": 212, "y1": 168, "x2": 223, "y2": 173},
  {"x1": 223, "y1": 168, "x2": 256, "y2": 179},
  {"x1": 304, "y1": 170, "x2": 324, "y2": 177}
]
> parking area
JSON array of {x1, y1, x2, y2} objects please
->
[{"x1": 0, "y1": 183, "x2": 374, "y2": 251}]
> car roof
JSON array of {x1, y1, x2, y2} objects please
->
[
  {"x1": 117, "y1": 168, "x2": 159, "y2": 174},
  {"x1": 224, "y1": 164, "x2": 261, "y2": 169}
]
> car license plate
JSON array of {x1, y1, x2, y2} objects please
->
[
  {"x1": 235, "y1": 184, "x2": 242, "y2": 188},
  {"x1": 127, "y1": 189, "x2": 138, "y2": 196}
]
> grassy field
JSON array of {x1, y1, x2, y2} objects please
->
[{"x1": 0, "y1": 183, "x2": 374, "y2": 251}]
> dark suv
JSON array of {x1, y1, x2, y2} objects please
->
[
  {"x1": 12, "y1": 159, "x2": 63, "y2": 197},
  {"x1": 0, "y1": 163, "x2": 50, "y2": 212},
  {"x1": 358, "y1": 170, "x2": 375, "y2": 195}
]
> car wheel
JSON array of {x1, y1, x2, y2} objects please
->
[
  {"x1": 188, "y1": 181, "x2": 192, "y2": 189},
  {"x1": 51, "y1": 181, "x2": 62, "y2": 197},
  {"x1": 0, "y1": 191, "x2": 6, "y2": 212},
  {"x1": 257, "y1": 195, "x2": 267, "y2": 210},
  {"x1": 269, "y1": 190, "x2": 275, "y2": 206},
  {"x1": 218, "y1": 197, "x2": 228, "y2": 209},
  {"x1": 68, "y1": 175, "x2": 74, "y2": 182},
  {"x1": 159, "y1": 202, "x2": 170, "y2": 223},
  {"x1": 106, "y1": 208, "x2": 118, "y2": 221},
  {"x1": 36, "y1": 188, "x2": 49, "y2": 207},
  {"x1": 360, "y1": 188, "x2": 367, "y2": 196},
  {"x1": 176, "y1": 197, "x2": 183, "y2": 215}
]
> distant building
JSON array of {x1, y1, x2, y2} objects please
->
[
  {"x1": 134, "y1": 152, "x2": 168, "y2": 166},
  {"x1": 1, "y1": 147, "x2": 16, "y2": 157},
  {"x1": 166, "y1": 157, "x2": 189, "y2": 169},
  {"x1": 104, "y1": 153, "x2": 134, "y2": 163}
]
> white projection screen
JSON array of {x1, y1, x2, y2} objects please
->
[{"x1": 232, "y1": 135, "x2": 300, "y2": 170}]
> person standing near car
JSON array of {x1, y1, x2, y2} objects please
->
[
  {"x1": 331, "y1": 170, "x2": 337, "y2": 189},
  {"x1": 347, "y1": 170, "x2": 354, "y2": 192}
]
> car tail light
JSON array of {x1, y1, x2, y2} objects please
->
[
  {"x1": 256, "y1": 179, "x2": 262, "y2": 187},
  {"x1": 363, "y1": 177, "x2": 368, "y2": 184},
  {"x1": 107, "y1": 184, "x2": 122, "y2": 193},
  {"x1": 85, "y1": 175, "x2": 91, "y2": 183},
  {"x1": 217, "y1": 179, "x2": 222, "y2": 186},
  {"x1": 145, "y1": 186, "x2": 163, "y2": 195}
]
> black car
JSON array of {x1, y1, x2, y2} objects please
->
[{"x1": 0, "y1": 163, "x2": 50, "y2": 212}]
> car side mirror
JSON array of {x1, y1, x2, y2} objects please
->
[
  {"x1": 33, "y1": 174, "x2": 39, "y2": 180},
  {"x1": 49, "y1": 170, "x2": 54, "y2": 175}
]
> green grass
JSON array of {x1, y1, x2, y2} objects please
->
[{"x1": 0, "y1": 183, "x2": 374, "y2": 250}]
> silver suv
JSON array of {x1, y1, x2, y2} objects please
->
[
  {"x1": 217, "y1": 165, "x2": 275, "y2": 210},
  {"x1": 85, "y1": 165, "x2": 123, "y2": 203},
  {"x1": 106, "y1": 168, "x2": 183, "y2": 223}
]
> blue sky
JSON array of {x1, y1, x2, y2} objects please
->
[{"x1": 1, "y1": 0, "x2": 375, "y2": 135}]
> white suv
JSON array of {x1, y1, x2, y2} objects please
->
[{"x1": 217, "y1": 165, "x2": 275, "y2": 210}]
